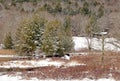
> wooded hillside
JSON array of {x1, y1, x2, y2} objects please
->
[{"x1": 0, "y1": 0, "x2": 120, "y2": 43}]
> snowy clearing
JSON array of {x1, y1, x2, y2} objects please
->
[{"x1": 73, "y1": 36, "x2": 120, "y2": 51}]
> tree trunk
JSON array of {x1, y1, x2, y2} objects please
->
[{"x1": 101, "y1": 35, "x2": 105, "y2": 69}]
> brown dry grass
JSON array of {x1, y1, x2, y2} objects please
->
[
  {"x1": 5, "y1": 51, "x2": 120, "y2": 80},
  {"x1": 0, "y1": 49, "x2": 15, "y2": 55},
  {"x1": 0, "y1": 58, "x2": 12, "y2": 62},
  {"x1": 0, "y1": 49, "x2": 16, "y2": 62}
]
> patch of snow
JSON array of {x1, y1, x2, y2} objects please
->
[
  {"x1": 73, "y1": 37, "x2": 88, "y2": 50},
  {"x1": 0, "y1": 55, "x2": 16, "y2": 58},
  {"x1": 65, "y1": 61, "x2": 86, "y2": 67},
  {"x1": 0, "y1": 59, "x2": 65, "y2": 68},
  {"x1": 0, "y1": 44, "x2": 4, "y2": 49},
  {"x1": 79, "y1": 52, "x2": 88, "y2": 55},
  {"x1": 99, "y1": 32, "x2": 108, "y2": 35},
  {"x1": 73, "y1": 36, "x2": 120, "y2": 51},
  {"x1": 97, "y1": 78, "x2": 116, "y2": 81},
  {"x1": 64, "y1": 55, "x2": 70, "y2": 60}
]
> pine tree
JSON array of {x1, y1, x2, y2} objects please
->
[
  {"x1": 81, "y1": 1, "x2": 90, "y2": 15},
  {"x1": 41, "y1": 20, "x2": 63, "y2": 56},
  {"x1": 42, "y1": 19, "x2": 73, "y2": 56},
  {"x1": 63, "y1": 16, "x2": 74, "y2": 53},
  {"x1": 15, "y1": 15, "x2": 46, "y2": 56},
  {"x1": 3, "y1": 32, "x2": 13, "y2": 49},
  {"x1": 54, "y1": 2, "x2": 62, "y2": 13}
]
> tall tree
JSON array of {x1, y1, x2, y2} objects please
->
[
  {"x1": 63, "y1": 16, "x2": 74, "y2": 52},
  {"x1": 85, "y1": 14, "x2": 99, "y2": 51},
  {"x1": 42, "y1": 19, "x2": 73, "y2": 56},
  {"x1": 15, "y1": 15, "x2": 46, "y2": 56}
]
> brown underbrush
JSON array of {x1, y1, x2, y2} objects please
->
[{"x1": 6, "y1": 51, "x2": 120, "y2": 80}]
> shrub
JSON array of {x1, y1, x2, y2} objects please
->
[{"x1": 3, "y1": 32, "x2": 13, "y2": 49}]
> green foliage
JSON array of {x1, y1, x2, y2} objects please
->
[
  {"x1": 42, "y1": 20, "x2": 73, "y2": 56},
  {"x1": 63, "y1": 16, "x2": 74, "y2": 52},
  {"x1": 54, "y1": 3, "x2": 62, "y2": 13},
  {"x1": 62, "y1": 0, "x2": 69, "y2": 2},
  {"x1": 63, "y1": 6, "x2": 77, "y2": 16},
  {"x1": 12, "y1": 0, "x2": 39, "y2": 3},
  {"x1": 63, "y1": 16, "x2": 72, "y2": 36},
  {"x1": 15, "y1": 15, "x2": 46, "y2": 56},
  {"x1": 0, "y1": 0, "x2": 104, "y2": 17},
  {"x1": 85, "y1": 14, "x2": 99, "y2": 36},
  {"x1": 0, "y1": 0, "x2": 4, "y2": 3},
  {"x1": 81, "y1": 1, "x2": 91, "y2": 15},
  {"x1": 41, "y1": 20, "x2": 63, "y2": 56},
  {"x1": 3, "y1": 32, "x2": 13, "y2": 49},
  {"x1": 92, "y1": 0, "x2": 99, "y2": 7},
  {"x1": 87, "y1": 14, "x2": 100, "y2": 34},
  {"x1": 44, "y1": 3, "x2": 54, "y2": 13}
]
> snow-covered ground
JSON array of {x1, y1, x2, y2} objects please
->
[
  {"x1": 73, "y1": 36, "x2": 120, "y2": 51},
  {"x1": 0, "y1": 58, "x2": 86, "y2": 68},
  {"x1": 0, "y1": 74, "x2": 116, "y2": 81}
]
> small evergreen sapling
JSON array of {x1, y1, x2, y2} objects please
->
[{"x1": 3, "y1": 32, "x2": 13, "y2": 49}]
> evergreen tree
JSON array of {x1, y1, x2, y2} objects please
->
[
  {"x1": 44, "y1": 3, "x2": 54, "y2": 13},
  {"x1": 64, "y1": 16, "x2": 72, "y2": 36},
  {"x1": 42, "y1": 19, "x2": 73, "y2": 56},
  {"x1": 15, "y1": 15, "x2": 46, "y2": 56},
  {"x1": 3, "y1": 32, "x2": 13, "y2": 49},
  {"x1": 81, "y1": 1, "x2": 90, "y2": 15},
  {"x1": 41, "y1": 20, "x2": 63, "y2": 56},
  {"x1": 63, "y1": 16, "x2": 74, "y2": 52},
  {"x1": 54, "y1": 3, "x2": 62, "y2": 13}
]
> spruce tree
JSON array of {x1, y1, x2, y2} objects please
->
[
  {"x1": 15, "y1": 15, "x2": 46, "y2": 56},
  {"x1": 54, "y1": 2, "x2": 62, "y2": 13},
  {"x1": 81, "y1": 1, "x2": 90, "y2": 15},
  {"x1": 3, "y1": 32, "x2": 13, "y2": 49},
  {"x1": 42, "y1": 19, "x2": 73, "y2": 56},
  {"x1": 63, "y1": 16, "x2": 74, "y2": 53},
  {"x1": 41, "y1": 20, "x2": 63, "y2": 56}
]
